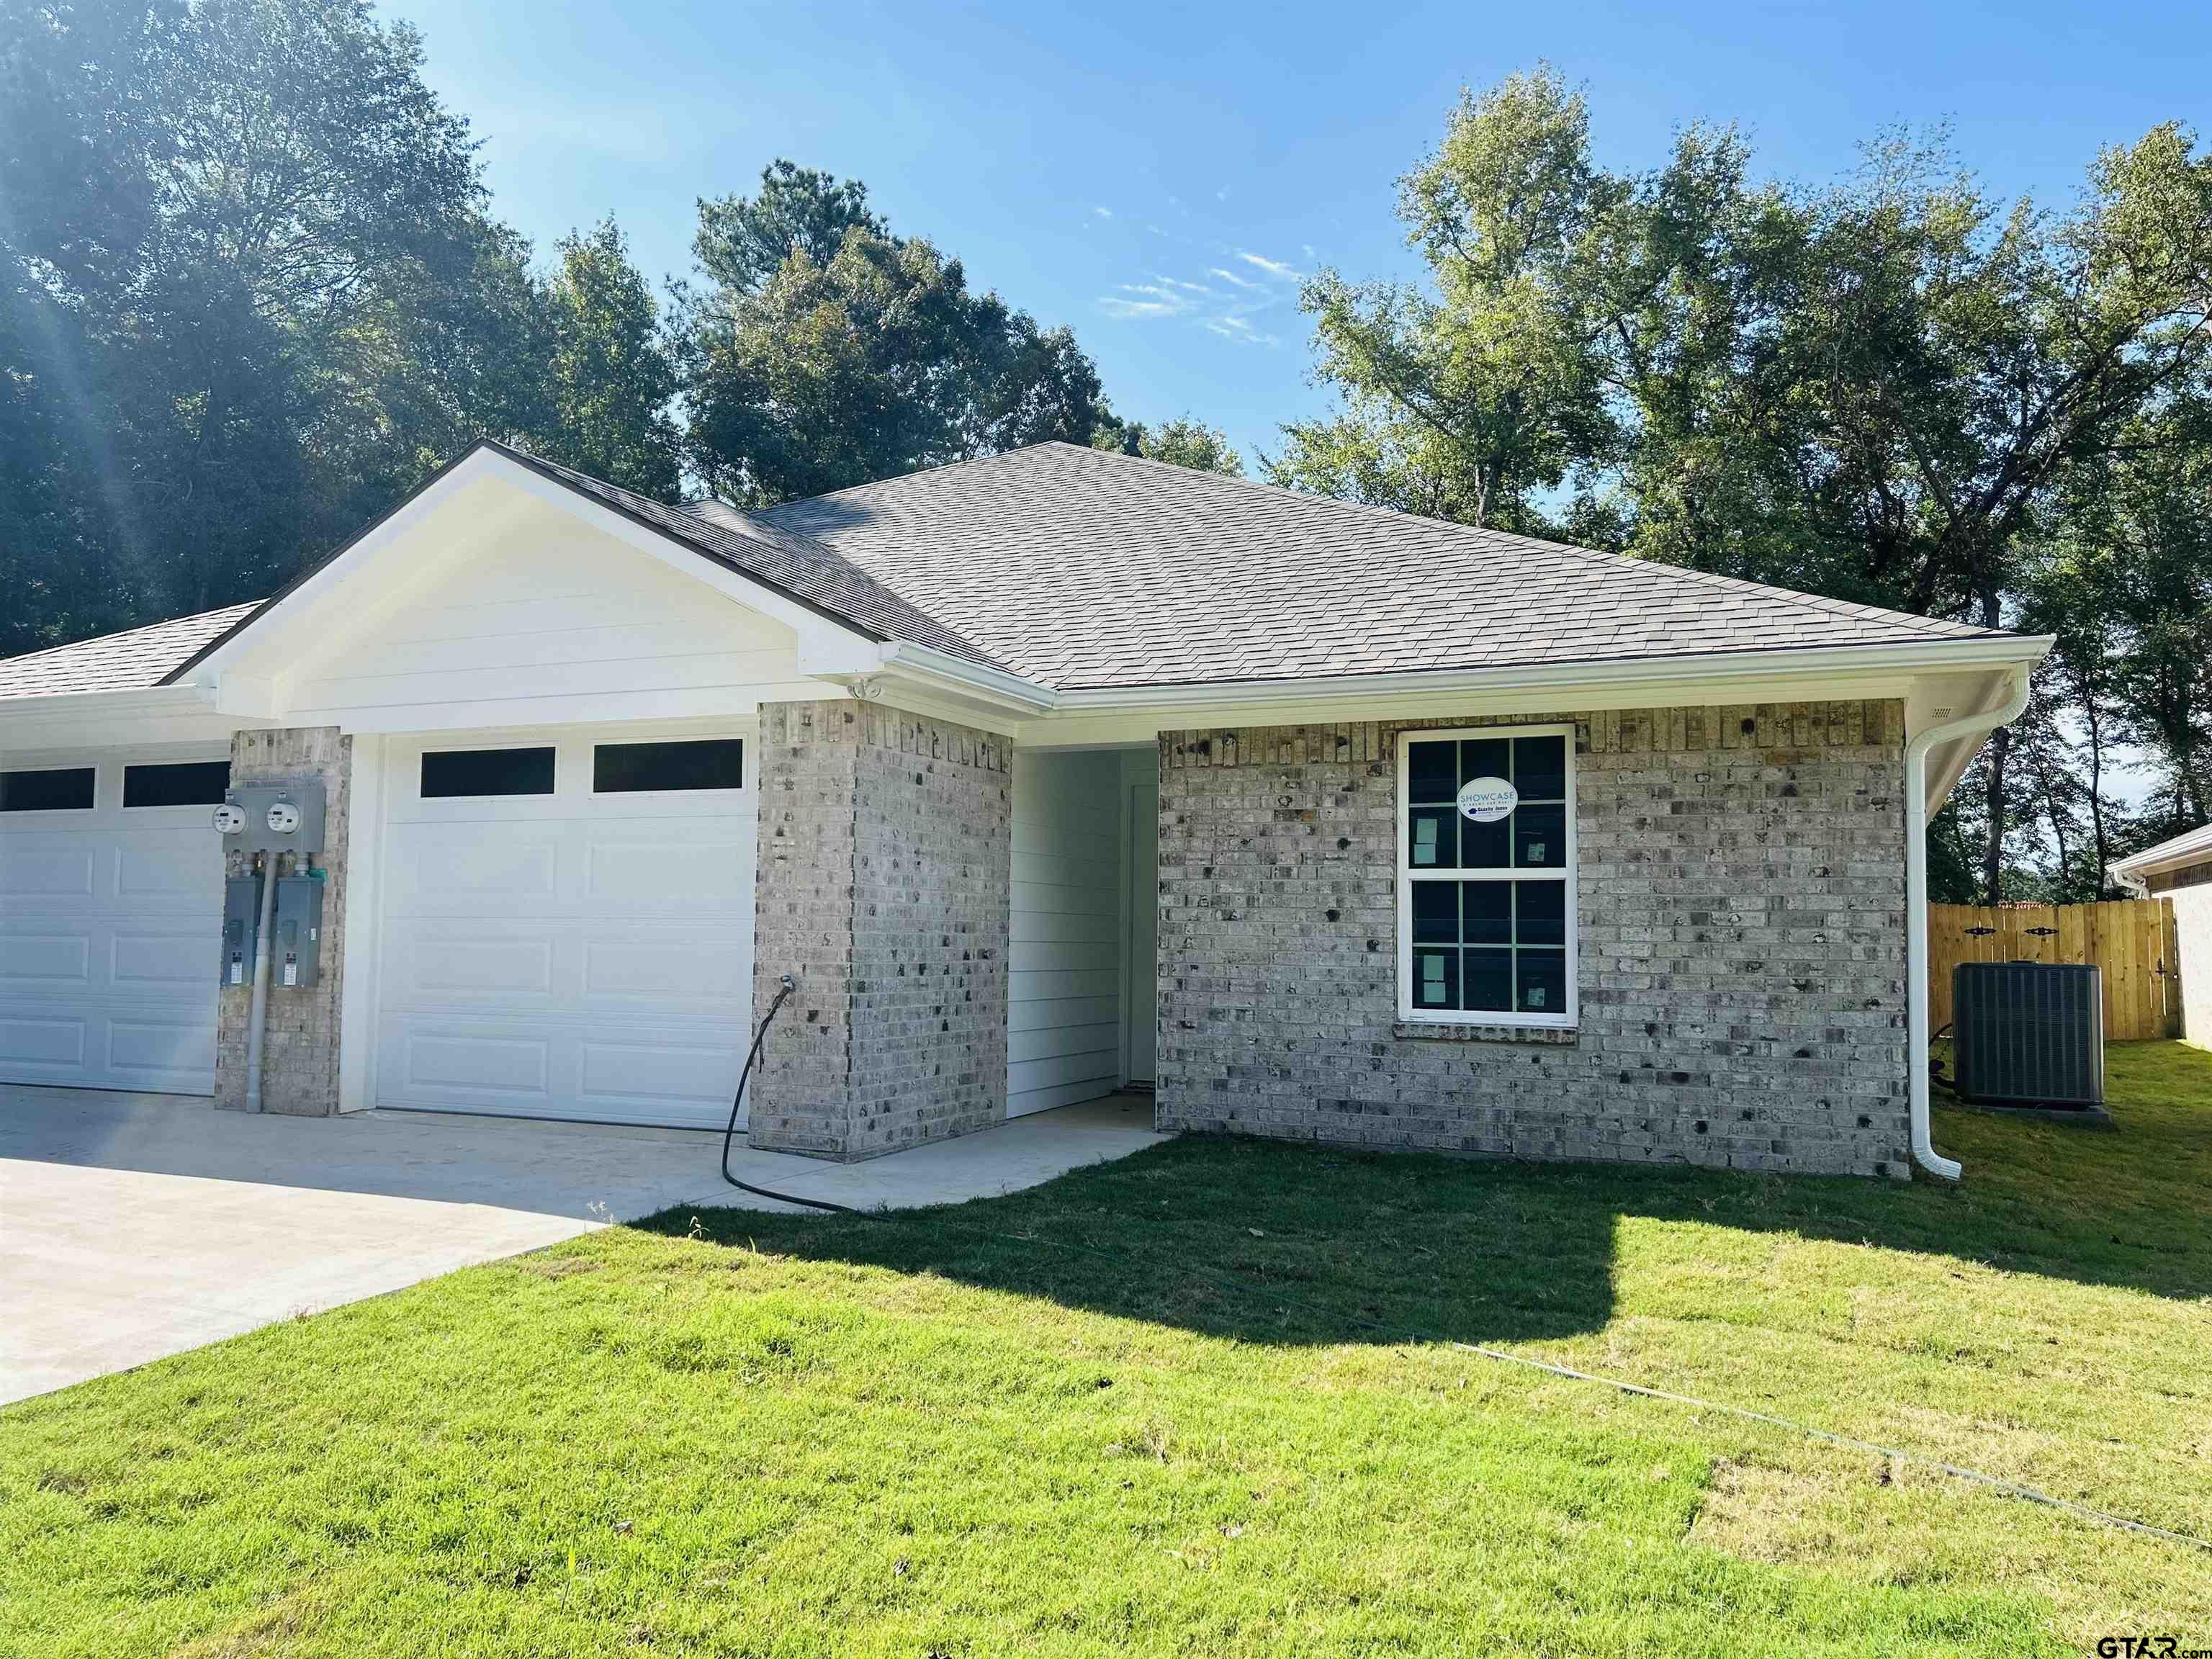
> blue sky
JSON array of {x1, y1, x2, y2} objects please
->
[{"x1": 388, "y1": 0, "x2": 2208, "y2": 472}]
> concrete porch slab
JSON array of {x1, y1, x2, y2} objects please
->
[{"x1": 0, "y1": 1085, "x2": 1164, "y2": 1406}]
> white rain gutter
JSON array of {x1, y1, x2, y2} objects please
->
[
  {"x1": 1047, "y1": 635, "x2": 2053, "y2": 714},
  {"x1": 1903, "y1": 663, "x2": 2033, "y2": 1180}
]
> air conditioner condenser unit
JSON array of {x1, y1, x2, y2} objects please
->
[{"x1": 1950, "y1": 961, "x2": 2105, "y2": 1108}]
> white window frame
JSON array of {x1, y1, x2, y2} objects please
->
[{"x1": 1395, "y1": 722, "x2": 1578, "y2": 1030}]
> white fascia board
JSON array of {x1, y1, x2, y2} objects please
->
[
  {"x1": 2111, "y1": 824, "x2": 2212, "y2": 880},
  {"x1": 0, "y1": 683, "x2": 248, "y2": 754},
  {"x1": 869, "y1": 643, "x2": 1059, "y2": 712},
  {"x1": 803, "y1": 641, "x2": 1058, "y2": 737},
  {"x1": 1017, "y1": 635, "x2": 2054, "y2": 749}
]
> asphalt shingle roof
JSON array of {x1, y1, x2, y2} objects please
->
[
  {"x1": 0, "y1": 603, "x2": 258, "y2": 699},
  {"x1": 0, "y1": 439, "x2": 2018, "y2": 704},
  {"x1": 752, "y1": 443, "x2": 2008, "y2": 691}
]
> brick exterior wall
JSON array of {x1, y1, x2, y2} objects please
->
[
  {"x1": 750, "y1": 699, "x2": 1010, "y2": 1160},
  {"x1": 1154, "y1": 701, "x2": 1912, "y2": 1178},
  {"x1": 215, "y1": 726, "x2": 351, "y2": 1116}
]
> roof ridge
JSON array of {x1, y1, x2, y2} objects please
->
[{"x1": 763, "y1": 445, "x2": 1051, "y2": 513}]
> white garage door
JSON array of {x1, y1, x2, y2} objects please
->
[
  {"x1": 372, "y1": 727, "x2": 757, "y2": 1129},
  {"x1": 0, "y1": 751, "x2": 225, "y2": 1094}
]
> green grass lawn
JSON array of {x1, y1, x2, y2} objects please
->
[{"x1": 6, "y1": 1046, "x2": 2211, "y2": 1657}]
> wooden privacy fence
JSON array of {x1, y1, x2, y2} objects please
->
[{"x1": 1928, "y1": 899, "x2": 2182, "y2": 1041}]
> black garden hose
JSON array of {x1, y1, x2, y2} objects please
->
[{"x1": 718, "y1": 974, "x2": 864, "y2": 1213}]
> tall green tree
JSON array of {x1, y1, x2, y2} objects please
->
[
  {"x1": 1285, "y1": 71, "x2": 2212, "y2": 899},
  {"x1": 536, "y1": 219, "x2": 680, "y2": 499},
  {"x1": 1269, "y1": 68, "x2": 1619, "y2": 534},
  {"x1": 0, "y1": 0, "x2": 682, "y2": 655},
  {"x1": 675, "y1": 162, "x2": 1117, "y2": 505},
  {"x1": 1094, "y1": 415, "x2": 1244, "y2": 476}
]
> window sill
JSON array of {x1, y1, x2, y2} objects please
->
[{"x1": 1393, "y1": 1020, "x2": 1579, "y2": 1047}]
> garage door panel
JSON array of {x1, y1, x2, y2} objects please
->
[
  {"x1": 0, "y1": 1015, "x2": 87, "y2": 1069},
  {"x1": 0, "y1": 932, "x2": 93, "y2": 989},
  {"x1": 107, "y1": 1015, "x2": 217, "y2": 1081},
  {"x1": 0, "y1": 755, "x2": 221, "y2": 1094},
  {"x1": 579, "y1": 1035, "x2": 742, "y2": 1117},
  {"x1": 387, "y1": 928, "x2": 560, "y2": 1001},
  {"x1": 114, "y1": 837, "x2": 219, "y2": 904},
  {"x1": 112, "y1": 927, "x2": 208, "y2": 990},
  {"x1": 386, "y1": 824, "x2": 562, "y2": 908},
  {"x1": 580, "y1": 934, "x2": 749, "y2": 1004},
  {"x1": 1, "y1": 842, "x2": 96, "y2": 899},
  {"x1": 390, "y1": 1025, "x2": 554, "y2": 1099},
  {"x1": 374, "y1": 726, "x2": 756, "y2": 1129},
  {"x1": 584, "y1": 832, "x2": 752, "y2": 917}
]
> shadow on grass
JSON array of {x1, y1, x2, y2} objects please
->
[{"x1": 642, "y1": 1040, "x2": 2212, "y2": 1348}]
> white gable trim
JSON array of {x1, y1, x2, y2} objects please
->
[{"x1": 176, "y1": 446, "x2": 889, "y2": 705}]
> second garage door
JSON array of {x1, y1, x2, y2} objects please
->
[
  {"x1": 372, "y1": 727, "x2": 756, "y2": 1128},
  {"x1": 0, "y1": 750, "x2": 226, "y2": 1094}
]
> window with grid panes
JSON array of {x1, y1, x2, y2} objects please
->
[{"x1": 1398, "y1": 725, "x2": 1575, "y2": 1025}]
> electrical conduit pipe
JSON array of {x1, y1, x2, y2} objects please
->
[
  {"x1": 1902, "y1": 665, "x2": 2031, "y2": 1179},
  {"x1": 243, "y1": 853, "x2": 278, "y2": 1113}
]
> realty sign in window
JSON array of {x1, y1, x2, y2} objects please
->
[{"x1": 1397, "y1": 724, "x2": 1576, "y2": 1028}]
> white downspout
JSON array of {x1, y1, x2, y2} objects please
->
[{"x1": 1903, "y1": 665, "x2": 2032, "y2": 1180}]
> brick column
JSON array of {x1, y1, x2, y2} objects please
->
[
  {"x1": 750, "y1": 699, "x2": 1010, "y2": 1160},
  {"x1": 214, "y1": 727, "x2": 351, "y2": 1115}
]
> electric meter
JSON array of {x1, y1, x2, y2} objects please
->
[
  {"x1": 212, "y1": 802, "x2": 248, "y2": 835},
  {"x1": 266, "y1": 800, "x2": 302, "y2": 835}
]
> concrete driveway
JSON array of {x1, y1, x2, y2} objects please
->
[{"x1": 0, "y1": 1086, "x2": 1164, "y2": 1405}]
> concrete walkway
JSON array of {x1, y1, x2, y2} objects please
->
[{"x1": 0, "y1": 1086, "x2": 1164, "y2": 1406}]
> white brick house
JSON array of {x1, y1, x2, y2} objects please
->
[{"x1": 0, "y1": 441, "x2": 2047, "y2": 1178}]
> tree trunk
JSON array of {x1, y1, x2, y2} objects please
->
[
  {"x1": 2081, "y1": 679, "x2": 2112, "y2": 896},
  {"x1": 1982, "y1": 726, "x2": 2011, "y2": 904}
]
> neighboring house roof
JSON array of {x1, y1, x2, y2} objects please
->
[
  {"x1": 0, "y1": 603, "x2": 258, "y2": 700},
  {"x1": 752, "y1": 442, "x2": 2010, "y2": 690},
  {"x1": 2110, "y1": 823, "x2": 2212, "y2": 889},
  {"x1": 1, "y1": 437, "x2": 2028, "y2": 706}
]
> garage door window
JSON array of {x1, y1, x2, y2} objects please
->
[
  {"x1": 124, "y1": 760, "x2": 232, "y2": 808},
  {"x1": 420, "y1": 747, "x2": 555, "y2": 799},
  {"x1": 0, "y1": 767, "x2": 96, "y2": 812},
  {"x1": 593, "y1": 739, "x2": 745, "y2": 794},
  {"x1": 1398, "y1": 724, "x2": 1576, "y2": 1028}
]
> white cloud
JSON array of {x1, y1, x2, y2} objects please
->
[
  {"x1": 1237, "y1": 250, "x2": 1303, "y2": 280},
  {"x1": 1098, "y1": 296, "x2": 1181, "y2": 319},
  {"x1": 1151, "y1": 274, "x2": 1214, "y2": 293},
  {"x1": 1205, "y1": 315, "x2": 1280, "y2": 348},
  {"x1": 1092, "y1": 205, "x2": 1113, "y2": 219},
  {"x1": 1215, "y1": 184, "x2": 1231, "y2": 202},
  {"x1": 1208, "y1": 266, "x2": 1260, "y2": 290}
]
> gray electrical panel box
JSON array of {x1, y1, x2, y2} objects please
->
[
  {"x1": 222, "y1": 874, "x2": 263, "y2": 986},
  {"x1": 273, "y1": 876, "x2": 325, "y2": 989}
]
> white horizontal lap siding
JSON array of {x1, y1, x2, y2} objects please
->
[
  {"x1": 276, "y1": 503, "x2": 829, "y2": 731},
  {"x1": 1007, "y1": 750, "x2": 1123, "y2": 1116}
]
